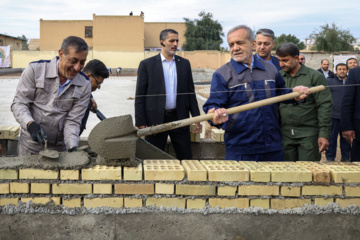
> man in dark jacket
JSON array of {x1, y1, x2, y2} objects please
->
[
  {"x1": 317, "y1": 59, "x2": 335, "y2": 78},
  {"x1": 326, "y1": 63, "x2": 350, "y2": 161},
  {"x1": 254, "y1": 28, "x2": 281, "y2": 71},
  {"x1": 341, "y1": 66, "x2": 360, "y2": 161}
]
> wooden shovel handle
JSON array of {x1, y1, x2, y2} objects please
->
[{"x1": 137, "y1": 85, "x2": 325, "y2": 137}]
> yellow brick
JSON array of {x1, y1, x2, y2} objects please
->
[
  {"x1": 62, "y1": 198, "x2": 81, "y2": 208},
  {"x1": 115, "y1": 184, "x2": 154, "y2": 195},
  {"x1": 250, "y1": 199, "x2": 270, "y2": 209},
  {"x1": 194, "y1": 133, "x2": 201, "y2": 142},
  {"x1": 84, "y1": 197, "x2": 123, "y2": 208},
  {"x1": 336, "y1": 198, "x2": 360, "y2": 207},
  {"x1": 186, "y1": 199, "x2": 206, "y2": 209},
  {"x1": 124, "y1": 198, "x2": 143, "y2": 208},
  {"x1": 238, "y1": 162, "x2": 271, "y2": 182},
  {"x1": 144, "y1": 165, "x2": 185, "y2": 181},
  {"x1": 146, "y1": 197, "x2": 186, "y2": 208},
  {"x1": 0, "y1": 183, "x2": 9, "y2": 194},
  {"x1": 238, "y1": 185, "x2": 279, "y2": 196},
  {"x1": 302, "y1": 186, "x2": 342, "y2": 196},
  {"x1": 201, "y1": 160, "x2": 249, "y2": 182},
  {"x1": 155, "y1": 183, "x2": 174, "y2": 194},
  {"x1": 93, "y1": 184, "x2": 112, "y2": 194},
  {"x1": 181, "y1": 160, "x2": 207, "y2": 181},
  {"x1": 261, "y1": 162, "x2": 312, "y2": 182},
  {"x1": 19, "y1": 169, "x2": 58, "y2": 179},
  {"x1": 143, "y1": 160, "x2": 181, "y2": 165},
  {"x1": 123, "y1": 163, "x2": 143, "y2": 181},
  {"x1": 211, "y1": 129, "x2": 223, "y2": 142},
  {"x1": 176, "y1": 185, "x2": 216, "y2": 196},
  {"x1": 0, "y1": 198, "x2": 18, "y2": 206},
  {"x1": 60, "y1": 170, "x2": 79, "y2": 180},
  {"x1": 345, "y1": 186, "x2": 360, "y2": 197},
  {"x1": 0, "y1": 126, "x2": 19, "y2": 139},
  {"x1": 218, "y1": 186, "x2": 237, "y2": 196},
  {"x1": 281, "y1": 186, "x2": 301, "y2": 197},
  {"x1": 82, "y1": 165, "x2": 122, "y2": 180},
  {"x1": 52, "y1": 184, "x2": 92, "y2": 194},
  {"x1": 314, "y1": 198, "x2": 334, "y2": 206},
  {"x1": 10, "y1": 182, "x2": 29, "y2": 193},
  {"x1": 21, "y1": 197, "x2": 60, "y2": 205},
  {"x1": 297, "y1": 161, "x2": 330, "y2": 183},
  {"x1": 190, "y1": 133, "x2": 195, "y2": 142},
  {"x1": 271, "y1": 199, "x2": 311, "y2": 209},
  {"x1": 0, "y1": 169, "x2": 18, "y2": 179},
  {"x1": 209, "y1": 198, "x2": 249, "y2": 209},
  {"x1": 321, "y1": 163, "x2": 360, "y2": 183},
  {"x1": 31, "y1": 183, "x2": 50, "y2": 194}
]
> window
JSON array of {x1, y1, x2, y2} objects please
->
[
  {"x1": 85, "y1": 26, "x2": 93, "y2": 38},
  {"x1": 0, "y1": 39, "x2": 2, "y2": 45}
]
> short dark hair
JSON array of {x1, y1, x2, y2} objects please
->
[
  {"x1": 82, "y1": 59, "x2": 109, "y2": 79},
  {"x1": 61, "y1": 36, "x2": 88, "y2": 55},
  {"x1": 336, "y1": 63, "x2": 348, "y2": 71},
  {"x1": 160, "y1": 29, "x2": 178, "y2": 41},
  {"x1": 346, "y1": 57, "x2": 358, "y2": 65},
  {"x1": 276, "y1": 42, "x2": 299, "y2": 57},
  {"x1": 256, "y1": 28, "x2": 275, "y2": 40},
  {"x1": 321, "y1": 59, "x2": 329, "y2": 64},
  {"x1": 227, "y1": 25, "x2": 254, "y2": 42}
]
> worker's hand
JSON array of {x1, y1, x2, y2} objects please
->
[
  {"x1": 342, "y1": 130, "x2": 355, "y2": 144},
  {"x1": 138, "y1": 125, "x2": 147, "y2": 129},
  {"x1": 90, "y1": 98, "x2": 98, "y2": 112},
  {"x1": 192, "y1": 122, "x2": 201, "y2": 134},
  {"x1": 293, "y1": 85, "x2": 310, "y2": 102},
  {"x1": 27, "y1": 122, "x2": 48, "y2": 144},
  {"x1": 209, "y1": 108, "x2": 228, "y2": 125},
  {"x1": 318, "y1": 137, "x2": 329, "y2": 153}
]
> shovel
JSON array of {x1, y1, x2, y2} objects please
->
[
  {"x1": 88, "y1": 85, "x2": 325, "y2": 159},
  {"x1": 39, "y1": 139, "x2": 59, "y2": 159}
]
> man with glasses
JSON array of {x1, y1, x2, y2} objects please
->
[
  {"x1": 299, "y1": 53, "x2": 306, "y2": 65},
  {"x1": 80, "y1": 59, "x2": 109, "y2": 135},
  {"x1": 11, "y1": 36, "x2": 91, "y2": 155},
  {"x1": 255, "y1": 28, "x2": 281, "y2": 71}
]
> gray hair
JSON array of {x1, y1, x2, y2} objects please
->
[
  {"x1": 256, "y1": 28, "x2": 275, "y2": 40},
  {"x1": 61, "y1": 36, "x2": 88, "y2": 55},
  {"x1": 227, "y1": 25, "x2": 254, "y2": 42},
  {"x1": 299, "y1": 53, "x2": 306, "y2": 59}
]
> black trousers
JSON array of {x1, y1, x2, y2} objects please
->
[
  {"x1": 145, "y1": 111, "x2": 192, "y2": 160},
  {"x1": 351, "y1": 138, "x2": 360, "y2": 161}
]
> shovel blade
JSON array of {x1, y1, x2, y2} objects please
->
[
  {"x1": 88, "y1": 115, "x2": 138, "y2": 159},
  {"x1": 39, "y1": 149, "x2": 59, "y2": 159}
]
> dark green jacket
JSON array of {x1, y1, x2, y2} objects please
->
[{"x1": 279, "y1": 65, "x2": 333, "y2": 139}]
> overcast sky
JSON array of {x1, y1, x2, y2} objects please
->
[{"x1": 2, "y1": 0, "x2": 360, "y2": 47}]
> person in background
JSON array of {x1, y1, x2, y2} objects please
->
[
  {"x1": 299, "y1": 53, "x2": 306, "y2": 65},
  {"x1": 254, "y1": 28, "x2": 281, "y2": 71},
  {"x1": 346, "y1": 57, "x2": 358, "y2": 70},
  {"x1": 317, "y1": 59, "x2": 335, "y2": 78}
]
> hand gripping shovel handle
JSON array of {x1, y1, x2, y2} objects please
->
[{"x1": 137, "y1": 85, "x2": 325, "y2": 137}]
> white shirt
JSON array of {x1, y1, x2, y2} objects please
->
[{"x1": 161, "y1": 53, "x2": 177, "y2": 110}]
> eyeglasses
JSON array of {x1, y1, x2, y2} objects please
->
[
  {"x1": 91, "y1": 74, "x2": 103, "y2": 86},
  {"x1": 299, "y1": 58, "x2": 305, "y2": 60}
]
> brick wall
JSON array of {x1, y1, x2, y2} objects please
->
[{"x1": 1, "y1": 160, "x2": 360, "y2": 210}]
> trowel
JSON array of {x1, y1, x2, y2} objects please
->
[
  {"x1": 39, "y1": 139, "x2": 59, "y2": 159},
  {"x1": 88, "y1": 85, "x2": 325, "y2": 160}
]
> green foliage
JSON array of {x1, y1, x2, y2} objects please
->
[
  {"x1": 310, "y1": 23, "x2": 355, "y2": 52},
  {"x1": 18, "y1": 35, "x2": 29, "y2": 50},
  {"x1": 274, "y1": 34, "x2": 305, "y2": 50},
  {"x1": 183, "y1": 11, "x2": 224, "y2": 51}
]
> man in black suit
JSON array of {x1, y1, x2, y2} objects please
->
[
  {"x1": 135, "y1": 29, "x2": 200, "y2": 160},
  {"x1": 341, "y1": 66, "x2": 360, "y2": 161},
  {"x1": 317, "y1": 59, "x2": 335, "y2": 78}
]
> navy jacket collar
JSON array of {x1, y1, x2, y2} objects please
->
[{"x1": 230, "y1": 56, "x2": 266, "y2": 74}]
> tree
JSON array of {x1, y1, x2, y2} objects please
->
[
  {"x1": 274, "y1": 34, "x2": 305, "y2": 50},
  {"x1": 183, "y1": 11, "x2": 224, "y2": 51},
  {"x1": 18, "y1": 35, "x2": 29, "y2": 50},
  {"x1": 310, "y1": 23, "x2": 355, "y2": 52}
]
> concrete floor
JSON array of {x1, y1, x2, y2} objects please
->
[{"x1": 0, "y1": 76, "x2": 138, "y2": 138}]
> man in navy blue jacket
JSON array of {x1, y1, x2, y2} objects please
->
[
  {"x1": 203, "y1": 25, "x2": 309, "y2": 161},
  {"x1": 341, "y1": 66, "x2": 360, "y2": 161},
  {"x1": 254, "y1": 28, "x2": 281, "y2": 71}
]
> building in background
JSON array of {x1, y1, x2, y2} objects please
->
[{"x1": 0, "y1": 34, "x2": 25, "y2": 51}]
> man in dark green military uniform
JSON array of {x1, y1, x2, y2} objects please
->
[{"x1": 276, "y1": 43, "x2": 333, "y2": 161}]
